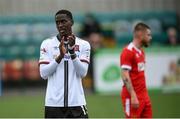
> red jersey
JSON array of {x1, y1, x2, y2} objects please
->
[{"x1": 120, "y1": 42, "x2": 148, "y2": 97}]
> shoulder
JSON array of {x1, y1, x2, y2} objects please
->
[
  {"x1": 40, "y1": 36, "x2": 56, "y2": 47},
  {"x1": 121, "y1": 44, "x2": 134, "y2": 55},
  {"x1": 76, "y1": 37, "x2": 90, "y2": 48}
]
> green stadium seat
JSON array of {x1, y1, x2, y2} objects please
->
[
  {"x1": 5, "y1": 45, "x2": 24, "y2": 60},
  {"x1": 22, "y1": 45, "x2": 39, "y2": 60},
  {"x1": 0, "y1": 11, "x2": 178, "y2": 49},
  {"x1": 93, "y1": 13, "x2": 114, "y2": 22},
  {"x1": 146, "y1": 18, "x2": 162, "y2": 34},
  {"x1": 0, "y1": 24, "x2": 15, "y2": 46},
  {"x1": 152, "y1": 32, "x2": 168, "y2": 44},
  {"x1": 115, "y1": 34, "x2": 133, "y2": 46},
  {"x1": 0, "y1": 46, "x2": 5, "y2": 59},
  {"x1": 113, "y1": 20, "x2": 132, "y2": 37},
  {"x1": 154, "y1": 11, "x2": 177, "y2": 30}
]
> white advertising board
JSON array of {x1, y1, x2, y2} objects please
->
[{"x1": 94, "y1": 48, "x2": 180, "y2": 93}]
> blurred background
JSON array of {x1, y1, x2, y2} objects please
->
[{"x1": 0, "y1": 0, "x2": 180, "y2": 118}]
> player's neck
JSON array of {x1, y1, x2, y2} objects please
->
[
  {"x1": 57, "y1": 33, "x2": 72, "y2": 42},
  {"x1": 132, "y1": 39, "x2": 142, "y2": 49}
]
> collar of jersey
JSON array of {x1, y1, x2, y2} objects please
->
[{"x1": 130, "y1": 42, "x2": 142, "y2": 54}]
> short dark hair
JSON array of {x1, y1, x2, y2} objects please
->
[
  {"x1": 55, "y1": 9, "x2": 74, "y2": 23},
  {"x1": 134, "y1": 22, "x2": 150, "y2": 32}
]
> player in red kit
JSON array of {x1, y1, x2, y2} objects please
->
[{"x1": 120, "y1": 22, "x2": 152, "y2": 118}]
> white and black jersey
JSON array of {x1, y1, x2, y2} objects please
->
[{"x1": 39, "y1": 36, "x2": 90, "y2": 107}]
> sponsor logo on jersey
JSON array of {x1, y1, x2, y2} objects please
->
[
  {"x1": 64, "y1": 54, "x2": 71, "y2": 61},
  {"x1": 40, "y1": 48, "x2": 47, "y2": 53},
  {"x1": 136, "y1": 53, "x2": 140, "y2": 58},
  {"x1": 53, "y1": 46, "x2": 59, "y2": 50},
  {"x1": 40, "y1": 48, "x2": 47, "y2": 54},
  {"x1": 138, "y1": 62, "x2": 145, "y2": 71}
]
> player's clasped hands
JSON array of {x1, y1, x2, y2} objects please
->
[
  {"x1": 67, "y1": 34, "x2": 75, "y2": 47},
  {"x1": 58, "y1": 34, "x2": 76, "y2": 56},
  {"x1": 59, "y1": 36, "x2": 66, "y2": 57}
]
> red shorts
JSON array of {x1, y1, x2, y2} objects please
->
[{"x1": 121, "y1": 94, "x2": 152, "y2": 118}]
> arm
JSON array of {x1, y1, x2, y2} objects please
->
[
  {"x1": 39, "y1": 37, "x2": 66, "y2": 79},
  {"x1": 122, "y1": 69, "x2": 135, "y2": 94},
  {"x1": 72, "y1": 58, "x2": 89, "y2": 78},
  {"x1": 68, "y1": 35, "x2": 90, "y2": 78},
  {"x1": 120, "y1": 49, "x2": 139, "y2": 108},
  {"x1": 39, "y1": 60, "x2": 58, "y2": 79},
  {"x1": 121, "y1": 69, "x2": 139, "y2": 108}
]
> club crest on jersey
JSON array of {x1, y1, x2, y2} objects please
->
[
  {"x1": 40, "y1": 48, "x2": 47, "y2": 53},
  {"x1": 74, "y1": 45, "x2": 80, "y2": 52},
  {"x1": 138, "y1": 62, "x2": 145, "y2": 71},
  {"x1": 53, "y1": 46, "x2": 59, "y2": 50}
]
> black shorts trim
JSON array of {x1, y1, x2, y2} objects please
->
[{"x1": 45, "y1": 105, "x2": 88, "y2": 118}]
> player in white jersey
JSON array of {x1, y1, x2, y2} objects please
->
[{"x1": 39, "y1": 9, "x2": 90, "y2": 118}]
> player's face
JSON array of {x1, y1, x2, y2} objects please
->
[
  {"x1": 141, "y1": 29, "x2": 152, "y2": 47},
  {"x1": 55, "y1": 14, "x2": 73, "y2": 37}
]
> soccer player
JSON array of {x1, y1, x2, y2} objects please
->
[
  {"x1": 39, "y1": 9, "x2": 90, "y2": 118},
  {"x1": 120, "y1": 22, "x2": 152, "y2": 118}
]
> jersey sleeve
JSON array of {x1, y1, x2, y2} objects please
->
[
  {"x1": 79, "y1": 41, "x2": 91, "y2": 64},
  {"x1": 120, "y1": 49, "x2": 133, "y2": 70},
  {"x1": 39, "y1": 40, "x2": 50, "y2": 65}
]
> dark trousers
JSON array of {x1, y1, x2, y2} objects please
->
[{"x1": 45, "y1": 105, "x2": 88, "y2": 118}]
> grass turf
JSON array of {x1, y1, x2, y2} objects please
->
[{"x1": 0, "y1": 92, "x2": 180, "y2": 118}]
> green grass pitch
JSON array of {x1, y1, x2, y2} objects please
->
[{"x1": 0, "y1": 91, "x2": 180, "y2": 118}]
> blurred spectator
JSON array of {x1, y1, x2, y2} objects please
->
[
  {"x1": 88, "y1": 33, "x2": 103, "y2": 50},
  {"x1": 163, "y1": 59, "x2": 180, "y2": 85},
  {"x1": 83, "y1": 33, "x2": 103, "y2": 92},
  {"x1": 88, "y1": 33, "x2": 103, "y2": 77},
  {"x1": 166, "y1": 27, "x2": 180, "y2": 46},
  {"x1": 81, "y1": 13, "x2": 102, "y2": 39},
  {"x1": 81, "y1": 13, "x2": 103, "y2": 92}
]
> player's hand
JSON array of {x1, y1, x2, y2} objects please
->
[
  {"x1": 67, "y1": 34, "x2": 75, "y2": 47},
  {"x1": 67, "y1": 34, "x2": 76, "y2": 55},
  {"x1": 59, "y1": 36, "x2": 66, "y2": 56},
  {"x1": 55, "y1": 37, "x2": 66, "y2": 63},
  {"x1": 131, "y1": 93, "x2": 139, "y2": 108}
]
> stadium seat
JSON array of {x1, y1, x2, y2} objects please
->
[
  {"x1": 115, "y1": 34, "x2": 133, "y2": 46},
  {"x1": 29, "y1": 23, "x2": 57, "y2": 45},
  {"x1": 73, "y1": 22, "x2": 82, "y2": 35},
  {"x1": 29, "y1": 23, "x2": 47, "y2": 44},
  {"x1": 131, "y1": 19, "x2": 144, "y2": 29},
  {"x1": 158, "y1": 11, "x2": 177, "y2": 29},
  {"x1": 13, "y1": 24, "x2": 30, "y2": 45},
  {"x1": 5, "y1": 45, "x2": 23, "y2": 60},
  {"x1": 22, "y1": 45, "x2": 39, "y2": 60},
  {"x1": 152, "y1": 32, "x2": 168, "y2": 44},
  {"x1": 0, "y1": 11, "x2": 178, "y2": 61},
  {"x1": 146, "y1": 18, "x2": 162, "y2": 34},
  {"x1": 0, "y1": 24, "x2": 15, "y2": 46},
  {"x1": 0, "y1": 46, "x2": 5, "y2": 59},
  {"x1": 93, "y1": 13, "x2": 114, "y2": 22},
  {"x1": 113, "y1": 20, "x2": 132, "y2": 37},
  {"x1": 23, "y1": 60, "x2": 40, "y2": 80}
]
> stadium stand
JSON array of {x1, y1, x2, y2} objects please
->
[{"x1": 0, "y1": 11, "x2": 178, "y2": 82}]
